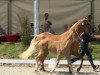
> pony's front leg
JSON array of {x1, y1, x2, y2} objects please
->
[{"x1": 50, "y1": 53, "x2": 60, "y2": 74}]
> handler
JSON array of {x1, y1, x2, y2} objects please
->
[
  {"x1": 71, "y1": 32, "x2": 99, "y2": 70},
  {"x1": 71, "y1": 15, "x2": 99, "y2": 70}
]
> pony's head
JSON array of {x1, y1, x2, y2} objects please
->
[
  {"x1": 74, "y1": 19, "x2": 94, "y2": 35},
  {"x1": 82, "y1": 19, "x2": 94, "y2": 34}
]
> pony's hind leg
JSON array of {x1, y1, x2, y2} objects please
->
[
  {"x1": 73, "y1": 52, "x2": 83, "y2": 72},
  {"x1": 35, "y1": 50, "x2": 49, "y2": 72},
  {"x1": 73, "y1": 53, "x2": 83, "y2": 72},
  {"x1": 39, "y1": 52, "x2": 49, "y2": 72},
  {"x1": 66, "y1": 48, "x2": 74, "y2": 74},
  {"x1": 66, "y1": 55, "x2": 74, "y2": 74},
  {"x1": 34, "y1": 56, "x2": 39, "y2": 72}
]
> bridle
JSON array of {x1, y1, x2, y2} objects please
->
[{"x1": 73, "y1": 19, "x2": 92, "y2": 44}]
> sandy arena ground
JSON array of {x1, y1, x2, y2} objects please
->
[{"x1": 0, "y1": 64, "x2": 100, "y2": 75}]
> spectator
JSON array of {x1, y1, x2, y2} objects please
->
[
  {"x1": 30, "y1": 23, "x2": 34, "y2": 35},
  {"x1": 0, "y1": 25, "x2": 6, "y2": 43},
  {"x1": 64, "y1": 24, "x2": 69, "y2": 32},
  {"x1": 0, "y1": 25, "x2": 6, "y2": 36},
  {"x1": 97, "y1": 25, "x2": 100, "y2": 34},
  {"x1": 41, "y1": 13, "x2": 49, "y2": 32},
  {"x1": 44, "y1": 13, "x2": 49, "y2": 21},
  {"x1": 44, "y1": 20, "x2": 55, "y2": 34},
  {"x1": 41, "y1": 13, "x2": 55, "y2": 34}
]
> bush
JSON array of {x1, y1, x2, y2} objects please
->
[{"x1": 17, "y1": 14, "x2": 32, "y2": 46}]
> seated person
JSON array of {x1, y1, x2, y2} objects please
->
[
  {"x1": 0, "y1": 25, "x2": 6, "y2": 36},
  {"x1": 30, "y1": 23, "x2": 34, "y2": 35},
  {"x1": 64, "y1": 24, "x2": 69, "y2": 32},
  {"x1": 0, "y1": 25, "x2": 6, "y2": 43},
  {"x1": 97, "y1": 25, "x2": 100, "y2": 34}
]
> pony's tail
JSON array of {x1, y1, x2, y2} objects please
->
[{"x1": 19, "y1": 36, "x2": 39, "y2": 59}]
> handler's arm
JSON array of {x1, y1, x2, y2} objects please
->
[{"x1": 94, "y1": 35, "x2": 100, "y2": 39}]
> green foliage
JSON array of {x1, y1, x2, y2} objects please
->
[
  {"x1": 0, "y1": 38, "x2": 1, "y2": 44},
  {"x1": 21, "y1": 36, "x2": 31, "y2": 46},
  {"x1": 17, "y1": 14, "x2": 32, "y2": 46},
  {"x1": 0, "y1": 43, "x2": 99, "y2": 60},
  {"x1": 0, "y1": 43, "x2": 28, "y2": 59},
  {"x1": 84, "y1": 44, "x2": 100, "y2": 60},
  {"x1": 47, "y1": 44, "x2": 100, "y2": 60}
]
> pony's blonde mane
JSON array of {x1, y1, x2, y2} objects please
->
[{"x1": 69, "y1": 20, "x2": 83, "y2": 31}]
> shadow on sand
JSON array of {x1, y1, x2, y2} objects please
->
[
  {"x1": 55, "y1": 71, "x2": 98, "y2": 75},
  {"x1": 33, "y1": 71, "x2": 98, "y2": 75}
]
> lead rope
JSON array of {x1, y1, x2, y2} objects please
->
[{"x1": 75, "y1": 30, "x2": 82, "y2": 44}]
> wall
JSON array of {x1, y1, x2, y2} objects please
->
[
  {"x1": 0, "y1": 0, "x2": 91, "y2": 34},
  {"x1": 40, "y1": 0, "x2": 91, "y2": 34},
  {"x1": 94, "y1": 0, "x2": 100, "y2": 29},
  {"x1": 0, "y1": 0, "x2": 8, "y2": 33}
]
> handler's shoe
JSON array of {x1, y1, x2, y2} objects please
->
[{"x1": 93, "y1": 66, "x2": 99, "y2": 71}]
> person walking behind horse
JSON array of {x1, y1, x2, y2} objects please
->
[
  {"x1": 41, "y1": 13, "x2": 55, "y2": 34},
  {"x1": 71, "y1": 15, "x2": 99, "y2": 71},
  {"x1": 41, "y1": 13, "x2": 49, "y2": 32},
  {"x1": 44, "y1": 20, "x2": 55, "y2": 34}
]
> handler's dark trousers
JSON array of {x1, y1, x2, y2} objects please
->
[{"x1": 71, "y1": 43, "x2": 96, "y2": 69}]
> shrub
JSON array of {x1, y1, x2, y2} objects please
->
[{"x1": 17, "y1": 14, "x2": 32, "y2": 46}]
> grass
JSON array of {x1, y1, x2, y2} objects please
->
[
  {"x1": 0, "y1": 43, "x2": 28, "y2": 59},
  {"x1": 91, "y1": 44, "x2": 100, "y2": 60},
  {"x1": 0, "y1": 42, "x2": 100, "y2": 60}
]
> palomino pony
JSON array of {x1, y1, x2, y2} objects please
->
[{"x1": 19, "y1": 19, "x2": 93, "y2": 73}]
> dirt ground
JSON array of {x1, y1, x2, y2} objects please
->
[{"x1": 0, "y1": 64, "x2": 100, "y2": 75}]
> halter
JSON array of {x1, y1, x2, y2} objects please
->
[{"x1": 74, "y1": 18, "x2": 92, "y2": 44}]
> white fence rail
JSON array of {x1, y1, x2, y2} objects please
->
[{"x1": 0, "y1": 59, "x2": 100, "y2": 66}]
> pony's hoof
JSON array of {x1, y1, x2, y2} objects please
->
[
  {"x1": 34, "y1": 69, "x2": 38, "y2": 72},
  {"x1": 49, "y1": 70, "x2": 55, "y2": 74},
  {"x1": 40, "y1": 68, "x2": 45, "y2": 72},
  {"x1": 50, "y1": 71, "x2": 53, "y2": 74},
  {"x1": 77, "y1": 67, "x2": 81, "y2": 72},
  {"x1": 69, "y1": 71, "x2": 75, "y2": 75}
]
